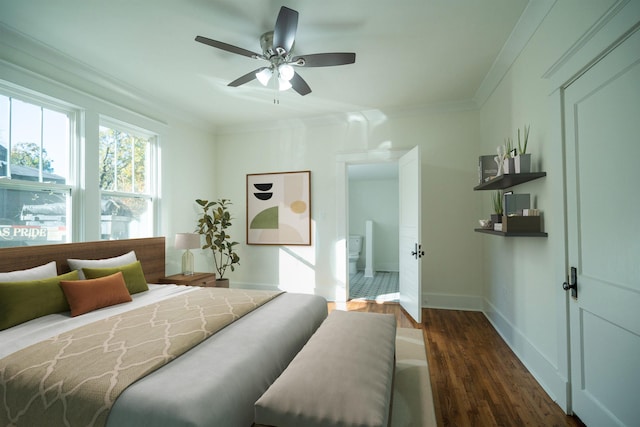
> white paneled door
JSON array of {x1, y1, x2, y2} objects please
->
[
  {"x1": 563, "y1": 27, "x2": 640, "y2": 426},
  {"x1": 399, "y1": 146, "x2": 422, "y2": 323}
]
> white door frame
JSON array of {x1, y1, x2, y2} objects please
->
[
  {"x1": 336, "y1": 149, "x2": 408, "y2": 302},
  {"x1": 543, "y1": 1, "x2": 640, "y2": 413}
]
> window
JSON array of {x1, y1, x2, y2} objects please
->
[
  {"x1": 99, "y1": 123, "x2": 156, "y2": 240},
  {"x1": 0, "y1": 93, "x2": 73, "y2": 247},
  {"x1": 0, "y1": 82, "x2": 159, "y2": 248}
]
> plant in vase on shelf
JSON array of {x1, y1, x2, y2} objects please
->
[
  {"x1": 502, "y1": 137, "x2": 515, "y2": 174},
  {"x1": 515, "y1": 124, "x2": 531, "y2": 173},
  {"x1": 491, "y1": 190, "x2": 503, "y2": 224},
  {"x1": 195, "y1": 198, "x2": 240, "y2": 286}
]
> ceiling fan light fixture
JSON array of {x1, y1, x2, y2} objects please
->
[
  {"x1": 256, "y1": 68, "x2": 273, "y2": 86},
  {"x1": 278, "y1": 64, "x2": 294, "y2": 81},
  {"x1": 196, "y1": 6, "x2": 355, "y2": 97},
  {"x1": 278, "y1": 78, "x2": 292, "y2": 91}
]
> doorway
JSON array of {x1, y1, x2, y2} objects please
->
[
  {"x1": 337, "y1": 147, "x2": 423, "y2": 324},
  {"x1": 347, "y1": 162, "x2": 399, "y2": 302},
  {"x1": 336, "y1": 150, "x2": 406, "y2": 303}
]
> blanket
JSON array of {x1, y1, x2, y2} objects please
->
[{"x1": 0, "y1": 288, "x2": 282, "y2": 427}]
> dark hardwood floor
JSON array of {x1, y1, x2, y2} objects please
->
[{"x1": 328, "y1": 301, "x2": 586, "y2": 427}]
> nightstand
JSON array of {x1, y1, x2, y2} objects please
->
[{"x1": 158, "y1": 272, "x2": 223, "y2": 287}]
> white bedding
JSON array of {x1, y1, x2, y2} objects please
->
[
  {"x1": 0, "y1": 284, "x2": 196, "y2": 359},
  {"x1": 0, "y1": 284, "x2": 328, "y2": 427}
]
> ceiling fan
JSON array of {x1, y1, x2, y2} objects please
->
[{"x1": 195, "y1": 6, "x2": 356, "y2": 96}]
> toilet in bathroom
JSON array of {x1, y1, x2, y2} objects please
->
[{"x1": 348, "y1": 235, "x2": 363, "y2": 276}]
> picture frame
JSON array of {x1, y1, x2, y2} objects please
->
[{"x1": 246, "y1": 170, "x2": 311, "y2": 245}]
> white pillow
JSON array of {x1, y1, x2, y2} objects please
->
[
  {"x1": 68, "y1": 250, "x2": 137, "y2": 279},
  {"x1": 0, "y1": 261, "x2": 58, "y2": 282}
]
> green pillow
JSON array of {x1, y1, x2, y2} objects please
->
[
  {"x1": 82, "y1": 260, "x2": 149, "y2": 295},
  {"x1": 0, "y1": 270, "x2": 79, "y2": 331}
]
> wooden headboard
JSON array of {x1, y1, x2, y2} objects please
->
[{"x1": 0, "y1": 237, "x2": 166, "y2": 283}]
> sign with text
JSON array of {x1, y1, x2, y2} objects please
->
[{"x1": 0, "y1": 225, "x2": 66, "y2": 242}]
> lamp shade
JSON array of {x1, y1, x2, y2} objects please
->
[
  {"x1": 175, "y1": 233, "x2": 200, "y2": 250},
  {"x1": 256, "y1": 68, "x2": 273, "y2": 86},
  {"x1": 278, "y1": 64, "x2": 294, "y2": 81}
]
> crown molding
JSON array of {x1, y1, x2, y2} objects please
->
[
  {"x1": 542, "y1": 0, "x2": 639, "y2": 90},
  {"x1": 0, "y1": 23, "x2": 216, "y2": 133},
  {"x1": 473, "y1": 0, "x2": 557, "y2": 107}
]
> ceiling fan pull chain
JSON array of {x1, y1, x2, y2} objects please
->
[{"x1": 273, "y1": 75, "x2": 280, "y2": 104}]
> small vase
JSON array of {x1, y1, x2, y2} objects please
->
[
  {"x1": 490, "y1": 214, "x2": 502, "y2": 224},
  {"x1": 503, "y1": 158, "x2": 515, "y2": 174},
  {"x1": 515, "y1": 154, "x2": 531, "y2": 173}
]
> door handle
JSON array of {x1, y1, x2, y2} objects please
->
[
  {"x1": 562, "y1": 266, "x2": 578, "y2": 299},
  {"x1": 411, "y1": 243, "x2": 425, "y2": 259}
]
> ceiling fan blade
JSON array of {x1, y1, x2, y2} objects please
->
[
  {"x1": 290, "y1": 72, "x2": 311, "y2": 96},
  {"x1": 228, "y1": 67, "x2": 268, "y2": 87},
  {"x1": 292, "y1": 52, "x2": 356, "y2": 67},
  {"x1": 195, "y1": 35, "x2": 261, "y2": 59},
  {"x1": 272, "y1": 6, "x2": 298, "y2": 53}
]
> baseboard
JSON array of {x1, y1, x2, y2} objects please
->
[
  {"x1": 375, "y1": 263, "x2": 399, "y2": 272},
  {"x1": 482, "y1": 298, "x2": 568, "y2": 409},
  {"x1": 422, "y1": 292, "x2": 483, "y2": 311}
]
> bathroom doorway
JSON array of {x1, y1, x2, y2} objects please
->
[{"x1": 347, "y1": 163, "x2": 399, "y2": 302}]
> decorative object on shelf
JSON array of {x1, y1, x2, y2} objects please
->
[
  {"x1": 174, "y1": 233, "x2": 200, "y2": 276},
  {"x1": 195, "y1": 199, "x2": 240, "y2": 283},
  {"x1": 504, "y1": 193, "x2": 530, "y2": 216},
  {"x1": 246, "y1": 170, "x2": 311, "y2": 245},
  {"x1": 502, "y1": 137, "x2": 515, "y2": 174},
  {"x1": 502, "y1": 215, "x2": 542, "y2": 233},
  {"x1": 494, "y1": 146, "x2": 504, "y2": 178},
  {"x1": 491, "y1": 190, "x2": 503, "y2": 225},
  {"x1": 478, "y1": 155, "x2": 498, "y2": 183},
  {"x1": 478, "y1": 219, "x2": 492, "y2": 229},
  {"x1": 515, "y1": 125, "x2": 531, "y2": 173}
]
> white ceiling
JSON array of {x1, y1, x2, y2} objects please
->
[{"x1": 0, "y1": 0, "x2": 531, "y2": 131}]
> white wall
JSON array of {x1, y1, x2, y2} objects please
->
[
  {"x1": 348, "y1": 177, "x2": 399, "y2": 272},
  {"x1": 477, "y1": 0, "x2": 619, "y2": 410},
  {"x1": 161, "y1": 120, "x2": 218, "y2": 275},
  {"x1": 215, "y1": 108, "x2": 483, "y2": 305}
]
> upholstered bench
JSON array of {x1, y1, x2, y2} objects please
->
[{"x1": 254, "y1": 310, "x2": 397, "y2": 427}]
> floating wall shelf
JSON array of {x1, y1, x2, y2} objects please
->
[
  {"x1": 474, "y1": 172, "x2": 547, "y2": 191},
  {"x1": 474, "y1": 171, "x2": 548, "y2": 237},
  {"x1": 474, "y1": 228, "x2": 548, "y2": 237}
]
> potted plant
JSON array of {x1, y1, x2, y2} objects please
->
[
  {"x1": 195, "y1": 198, "x2": 240, "y2": 286},
  {"x1": 515, "y1": 125, "x2": 531, "y2": 173},
  {"x1": 491, "y1": 191, "x2": 503, "y2": 224},
  {"x1": 503, "y1": 137, "x2": 515, "y2": 174}
]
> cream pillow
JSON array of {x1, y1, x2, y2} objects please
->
[
  {"x1": 67, "y1": 250, "x2": 137, "y2": 279},
  {"x1": 0, "y1": 261, "x2": 57, "y2": 282}
]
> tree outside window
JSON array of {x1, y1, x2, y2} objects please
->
[{"x1": 99, "y1": 125, "x2": 154, "y2": 240}]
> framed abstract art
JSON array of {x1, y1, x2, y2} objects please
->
[{"x1": 246, "y1": 171, "x2": 311, "y2": 245}]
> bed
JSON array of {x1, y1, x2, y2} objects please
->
[{"x1": 0, "y1": 237, "x2": 328, "y2": 427}]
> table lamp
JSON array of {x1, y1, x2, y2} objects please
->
[{"x1": 175, "y1": 233, "x2": 200, "y2": 275}]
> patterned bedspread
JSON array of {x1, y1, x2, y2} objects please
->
[{"x1": 0, "y1": 288, "x2": 282, "y2": 427}]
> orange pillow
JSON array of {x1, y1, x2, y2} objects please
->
[{"x1": 60, "y1": 272, "x2": 132, "y2": 317}]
